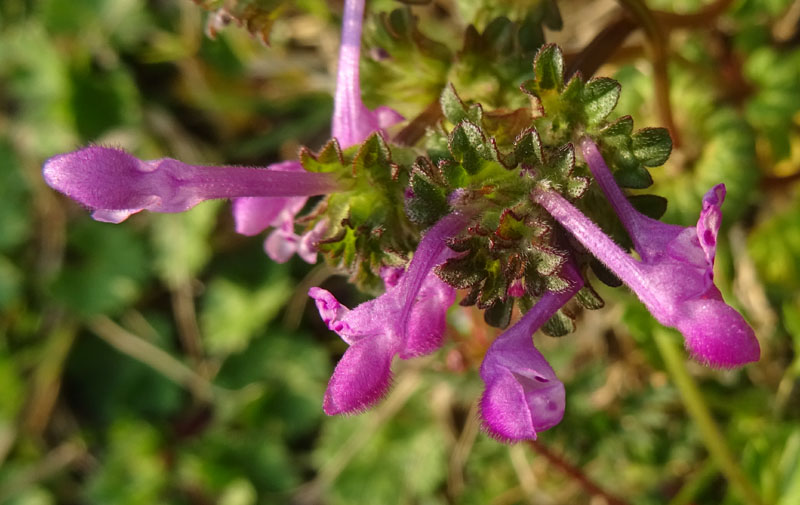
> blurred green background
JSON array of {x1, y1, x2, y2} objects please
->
[{"x1": 1, "y1": 0, "x2": 799, "y2": 504}]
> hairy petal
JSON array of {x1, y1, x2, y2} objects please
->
[
  {"x1": 697, "y1": 184, "x2": 725, "y2": 265},
  {"x1": 297, "y1": 219, "x2": 329, "y2": 264},
  {"x1": 264, "y1": 223, "x2": 300, "y2": 263},
  {"x1": 400, "y1": 274, "x2": 456, "y2": 358},
  {"x1": 323, "y1": 334, "x2": 398, "y2": 415},
  {"x1": 676, "y1": 295, "x2": 760, "y2": 368},
  {"x1": 580, "y1": 138, "x2": 683, "y2": 260},
  {"x1": 308, "y1": 287, "x2": 351, "y2": 335}
]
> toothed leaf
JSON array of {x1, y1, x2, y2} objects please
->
[{"x1": 631, "y1": 127, "x2": 673, "y2": 167}]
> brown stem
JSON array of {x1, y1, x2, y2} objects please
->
[
  {"x1": 393, "y1": 99, "x2": 443, "y2": 146},
  {"x1": 566, "y1": 15, "x2": 638, "y2": 79},
  {"x1": 773, "y1": 0, "x2": 800, "y2": 48},
  {"x1": 528, "y1": 441, "x2": 633, "y2": 505},
  {"x1": 617, "y1": 0, "x2": 681, "y2": 148},
  {"x1": 654, "y1": 0, "x2": 734, "y2": 29},
  {"x1": 762, "y1": 170, "x2": 800, "y2": 188},
  {"x1": 170, "y1": 281, "x2": 207, "y2": 373}
]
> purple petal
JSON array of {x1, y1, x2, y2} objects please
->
[
  {"x1": 507, "y1": 279, "x2": 525, "y2": 298},
  {"x1": 676, "y1": 295, "x2": 760, "y2": 368},
  {"x1": 323, "y1": 334, "x2": 398, "y2": 415},
  {"x1": 43, "y1": 146, "x2": 339, "y2": 223},
  {"x1": 309, "y1": 212, "x2": 473, "y2": 415},
  {"x1": 581, "y1": 138, "x2": 686, "y2": 260},
  {"x1": 400, "y1": 274, "x2": 456, "y2": 358},
  {"x1": 297, "y1": 219, "x2": 329, "y2": 264},
  {"x1": 481, "y1": 369, "x2": 564, "y2": 441},
  {"x1": 309, "y1": 287, "x2": 351, "y2": 334},
  {"x1": 374, "y1": 106, "x2": 405, "y2": 130},
  {"x1": 697, "y1": 184, "x2": 725, "y2": 266},
  {"x1": 380, "y1": 266, "x2": 405, "y2": 289},
  {"x1": 264, "y1": 223, "x2": 300, "y2": 263}
]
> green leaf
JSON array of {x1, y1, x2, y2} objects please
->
[
  {"x1": 435, "y1": 254, "x2": 487, "y2": 289},
  {"x1": 513, "y1": 128, "x2": 544, "y2": 166},
  {"x1": 601, "y1": 115, "x2": 634, "y2": 137},
  {"x1": 583, "y1": 78, "x2": 621, "y2": 126},
  {"x1": 629, "y1": 194, "x2": 668, "y2": 220},
  {"x1": 542, "y1": 309, "x2": 574, "y2": 336},
  {"x1": 614, "y1": 164, "x2": 654, "y2": 189},
  {"x1": 201, "y1": 276, "x2": 291, "y2": 357},
  {"x1": 449, "y1": 120, "x2": 496, "y2": 174},
  {"x1": 532, "y1": 44, "x2": 564, "y2": 91},
  {"x1": 631, "y1": 127, "x2": 672, "y2": 167},
  {"x1": 406, "y1": 171, "x2": 450, "y2": 228},
  {"x1": 576, "y1": 283, "x2": 604, "y2": 310},
  {"x1": 484, "y1": 298, "x2": 513, "y2": 328},
  {"x1": 353, "y1": 133, "x2": 398, "y2": 187},
  {"x1": 440, "y1": 84, "x2": 483, "y2": 126},
  {"x1": 151, "y1": 201, "x2": 221, "y2": 285}
]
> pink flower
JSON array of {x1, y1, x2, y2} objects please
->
[{"x1": 309, "y1": 212, "x2": 470, "y2": 414}]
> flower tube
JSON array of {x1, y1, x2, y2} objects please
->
[{"x1": 332, "y1": 0, "x2": 402, "y2": 148}]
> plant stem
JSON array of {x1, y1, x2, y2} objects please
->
[
  {"x1": 667, "y1": 457, "x2": 717, "y2": 505},
  {"x1": 616, "y1": 0, "x2": 681, "y2": 147},
  {"x1": 566, "y1": 15, "x2": 637, "y2": 79},
  {"x1": 528, "y1": 441, "x2": 632, "y2": 505},
  {"x1": 654, "y1": 0, "x2": 734, "y2": 28},
  {"x1": 653, "y1": 329, "x2": 766, "y2": 505},
  {"x1": 89, "y1": 315, "x2": 215, "y2": 402}
]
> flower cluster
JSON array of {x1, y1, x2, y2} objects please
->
[{"x1": 42, "y1": 0, "x2": 759, "y2": 443}]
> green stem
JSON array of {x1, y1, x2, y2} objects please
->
[
  {"x1": 653, "y1": 329, "x2": 766, "y2": 505},
  {"x1": 667, "y1": 457, "x2": 717, "y2": 505}
]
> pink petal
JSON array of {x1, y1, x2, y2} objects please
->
[{"x1": 323, "y1": 334, "x2": 398, "y2": 415}]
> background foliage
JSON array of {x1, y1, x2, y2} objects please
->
[{"x1": 0, "y1": 0, "x2": 799, "y2": 504}]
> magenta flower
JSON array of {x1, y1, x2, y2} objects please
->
[
  {"x1": 309, "y1": 212, "x2": 470, "y2": 414},
  {"x1": 532, "y1": 138, "x2": 760, "y2": 368},
  {"x1": 480, "y1": 262, "x2": 583, "y2": 441},
  {"x1": 42, "y1": 146, "x2": 340, "y2": 224},
  {"x1": 332, "y1": 0, "x2": 402, "y2": 148}
]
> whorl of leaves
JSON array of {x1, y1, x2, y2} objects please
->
[{"x1": 409, "y1": 45, "x2": 672, "y2": 329}]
